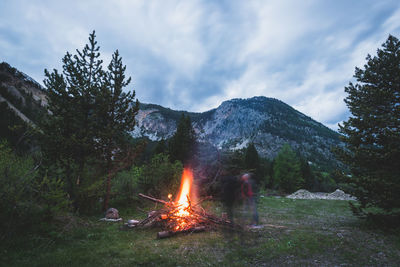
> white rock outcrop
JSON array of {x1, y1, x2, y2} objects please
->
[{"x1": 286, "y1": 189, "x2": 356, "y2": 201}]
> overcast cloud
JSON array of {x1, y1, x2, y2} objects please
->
[{"x1": 1, "y1": 0, "x2": 400, "y2": 130}]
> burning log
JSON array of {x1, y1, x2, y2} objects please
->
[
  {"x1": 157, "y1": 226, "x2": 206, "y2": 239},
  {"x1": 136, "y1": 193, "x2": 241, "y2": 238},
  {"x1": 134, "y1": 168, "x2": 242, "y2": 238},
  {"x1": 157, "y1": 231, "x2": 172, "y2": 239}
]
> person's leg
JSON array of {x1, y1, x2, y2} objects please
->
[{"x1": 251, "y1": 197, "x2": 259, "y2": 225}]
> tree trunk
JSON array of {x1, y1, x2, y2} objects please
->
[
  {"x1": 103, "y1": 172, "x2": 112, "y2": 211},
  {"x1": 103, "y1": 149, "x2": 113, "y2": 211}
]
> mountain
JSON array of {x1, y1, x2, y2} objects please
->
[
  {"x1": 132, "y1": 97, "x2": 343, "y2": 170},
  {"x1": 0, "y1": 62, "x2": 342, "y2": 170},
  {"x1": 0, "y1": 62, "x2": 47, "y2": 126},
  {"x1": 0, "y1": 62, "x2": 48, "y2": 150}
]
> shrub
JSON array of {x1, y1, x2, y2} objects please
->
[
  {"x1": 111, "y1": 165, "x2": 142, "y2": 205},
  {"x1": 0, "y1": 141, "x2": 69, "y2": 238},
  {"x1": 138, "y1": 153, "x2": 183, "y2": 198}
]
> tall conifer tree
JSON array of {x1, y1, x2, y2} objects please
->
[
  {"x1": 168, "y1": 114, "x2": 196, "y2": 165},
  {"x1": 42, "y1": 31, "x2": 140, "y2": 211},
  {"x1": 337, "y1": 35, "x2": 400, "y2": 216},
  {"x1": 42, "y1": 31, "x2": 104, "y2": 205},
  {"x1": 244, "y1": 143, "x2": 260, "y2": 170},
  {"x1": 97, "y1": 49, "x2": 139, "y2": 210}
]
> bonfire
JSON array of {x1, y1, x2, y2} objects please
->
[{"x1": 134, "y1": 168, "x2": 239, "y2": 238}]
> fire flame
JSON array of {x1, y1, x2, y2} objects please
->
[
  {"x1": 164, "y1": 168, "x2": 198, "y2": 231},
  {"x1": 176, "y1": 168, "x2": 193, "y2": 204},
  {"x1": 175, "y1": 168, "x2": 193, "y2": 217}
]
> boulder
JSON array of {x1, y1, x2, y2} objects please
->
[
  {"x1": 105, "y1": 208, "x2": 119, "y2": 219},
  {"x1": 286, "y1": 189, "x2": 356, "y2": 200}
]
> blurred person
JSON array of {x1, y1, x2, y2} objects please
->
[
  {"x1": 221, "y1": 170, "x2": 239, "y2": 225},
  {"x1": 240, "y1": 173, "x2": 259, "y2": 226}
]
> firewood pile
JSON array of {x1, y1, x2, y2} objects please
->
[{"x1": 129, "y1": 193, "x2": 241, "y2": 239}]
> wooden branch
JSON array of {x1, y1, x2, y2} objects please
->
[
  {"x1": 192, "y1": 196, "x2": 212, "y2": 208},
  {"x1": 139, "y1": 193, "x2": 168, "y2": 205},
  {"x1": 157, "y1": 226, "x2": 206, "y2": 239},
  {"x1": 263, "y1": 224, "x2": 287, "y2": 229},
  {"x1": 136, "y1": 192, "x2": 242, "y2": 235},
  {"x1": 157, "y1": 231, "x2": 172, "y2": 239}
]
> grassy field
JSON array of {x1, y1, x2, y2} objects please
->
[{"x1": 2, "y1": 196, "x2": 400, "y2": 266}]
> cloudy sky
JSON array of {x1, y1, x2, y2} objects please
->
[{"x1": 1, "y1": 0, "x2": 400, "y2": 129}]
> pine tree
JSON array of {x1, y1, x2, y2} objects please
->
[
  {"x1": 337, "y1": 35, "x2": 400, "y2": 216},
  {"x1": 244, "y1": 142, "x2": 262, "y2": 184},
  {"x1": 43, "y1": 31, "x2": 104, "y2": 187},
  {"x1": 42, "y1": 31, "x2": 140, "y2": 211},
  {"x1": 63, "y1": 30, "x2": 104, "y2": 176},
  {"x1": 96, "y1": 49, "x2": 139, "y2": 210},
  {"x1": 41, "y1": 67, "x2": 77, "y2": 202},
  {"x1": 300, "y1": 159, "x2": 315, "y2": 191},
  {"x1": 154, "y1": 139, "x2": 167, "y2": 155},
  {"x1": 273, "y1": 143, "x2": 303, "y2": 193},
  {"x1": 244, "y1": 143, "x2": 260, "y2": 170},
  {"x1": 168, "y1": 114, "x2": 196, "y2": 165}
]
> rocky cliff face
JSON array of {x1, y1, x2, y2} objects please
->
[
  {"x1": 132, "y1": 97, "x2": 342, "y2": 170},
  {"x1": 0, "y1": 62, "x2": 47, "y2": 125}
]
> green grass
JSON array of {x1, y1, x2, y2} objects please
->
[{"x1": 2, "y1": 197, "x2": 400, "y2": 266}]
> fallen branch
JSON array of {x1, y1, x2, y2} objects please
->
[
  {"x1": 138, "y1": 193, "x2": 169, "y2": 205},
  {"x1": 99, "y1": 218, "x2": 123, "y2": 222},
  {"x1": 136, "y1": 193, "x2": 242, "y2": 238},
  {"x1": 157, "y1": 226, "x2": 206, "y2": 239},
  {"x1": 263, "y1": 224, "x2": 287, "y2": 229}
]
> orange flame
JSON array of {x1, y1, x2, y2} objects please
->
[
  {"x1": 174, "y1": 168, "x2": 193, "y2": 218},
  {"x1": 176, "y1": 168, "x2": 193, "y2": 205},
  {"x1": 167, "y1": 168, "x2": 196, "y2": 230}
]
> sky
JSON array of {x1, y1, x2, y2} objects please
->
[{"x1": 1, "y1": 0, "x2": 400, "y2": 130}]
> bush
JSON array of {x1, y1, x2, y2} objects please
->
[
  {"x1": 111, "y1": 165, "x2": 142, "y2": 205},
  {"x1": 273, "y1": 144, "x2": 303, "y2": 193},
  {"x1": 110, "y1": 153, "x2": 183, "y2": 206},
  {"x1": 138, "y1": 153, "x2": 183, "y2": 198},
  {"x1": 0, "y1": 141, "x2": 69, "y2": 237},
  {"x1": 311, "y1": 172, "x2": 337, "y2": 192}
]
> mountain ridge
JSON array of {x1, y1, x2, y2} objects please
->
[
  {"x1": 0, "y1": 62, "x2": 342, "y2": 170},
  {"x1": 133, "y1": 96, "x2": 342, "y2": 170}
]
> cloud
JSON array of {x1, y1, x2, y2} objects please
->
[
  {"x1": 1, "y1": 0, "x2": 400, "y2": 130},
  {"x1": 196, "y1": 0, "x2": 400, "y2": 129}
]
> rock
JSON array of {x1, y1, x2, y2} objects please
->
[
  {"x1": 287, "y1": 189, "x2": 356, "y2": 200},
  {"x1": 286, "y1": 189, "x2": 314, "y2": 199},
  {"x1": 105, "y1": 208, "x2": 119, "y2": 219},
  {"x1": 127, "y1": 219, "x2": 140, "y2": 226},
  {"x1": 328, "y1": 189, "x2": 357, "y2": 200},
  {"x1": 124, "y1": 219, "x2": 140, "y2": 228}
]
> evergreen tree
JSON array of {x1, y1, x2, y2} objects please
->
[
  {"x1": 273, "y1": 143, "x2": 303, "y2": 193},
  {"x1": 42, "y1": 31, "x2": 140, "y2": 211},
  {"x1": 337, "y1": 35, "x2": 400, "y2": 216},
  {"x1": 96, "y1": 49, "x2": 139, "y2": 210},
  {"x1": 244, "y1": 143, "x2": 260, "y2": 170},
  {"x1": 42, "y1": 31, "x2": 104, "y2": 208},
  {"x1": 300, "y1": 158, "x2": 315, "y2": 191},
  {"x1": 244, "y1": 142, "x2": 261, "y2": 183},
  {"x1": 168, "y1": 114, "x2": 196, "y2": 165},
  {"x1": 154, "y1": 139, "x2": 167, "y2": 155}
]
